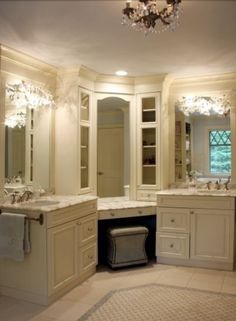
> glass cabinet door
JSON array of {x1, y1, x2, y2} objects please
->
[
  {"x1": 79, "y1": 88, "x2": 92, "y2": 193},
  {"x1": 80, "y1": 126, "x2": 89, "y2": 189},
  {"x1": 142, "y1": 97, "x2": 156, "y2": 123},
  {"x1": 80, "y1": 92, "x2": 89, "y2": 121},
  {"x1": 142, "y1": 128, "x2": 156, "y2": 185}
]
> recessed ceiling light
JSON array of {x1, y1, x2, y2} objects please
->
[{"x1": 115, "y1": 70, "x2": 127, "y2": 76}]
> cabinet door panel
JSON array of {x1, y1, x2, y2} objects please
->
[
  {"x1": 77, "y1": 214, "x2": 97, "y2": 247},
  {"x1": 190, "y1": 209, "x2": 234, "y2": 262},
  {"x1": 79, "y1": 243, "x2": 96, "y2": 275},
  {"x1": 48, "y1": 221, "x2": 78, "y2": 295},
  {"x1": 156, "y1": 232, "x2": 189, "y2": 259},
  {"x1": 157, "y1": 207, "x2": 190, "y2": 233}
]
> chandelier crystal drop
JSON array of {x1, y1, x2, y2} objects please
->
[
  {"x1": 6, "y1": 81, "x2": 54, "y2": 110},
  {"x1": 5, "y1": 112, "x2": 26, "y2": 128},
  {"x1": 122, "y1": 0, "x2": 182, "y2": 35},
  {"x1": 176, "y1": 95, "x2": 231, "y2": 117}
]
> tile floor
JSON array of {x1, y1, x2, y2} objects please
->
[{"x1": 1, "y1": 262, "x2": 236, "y2": 321}]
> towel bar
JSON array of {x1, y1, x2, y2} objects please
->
[{"x1": 0, "y1": 210, "x2": 44, "y2": 225}]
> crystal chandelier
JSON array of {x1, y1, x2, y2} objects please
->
[
  {"x1": 6, "y1": 81, "x2": 54, "y2": 110},
  {"x1": 122, "y1": 0, "x2": 182, "y2": 34},
  {"x1": 176, "y1": 95, "x2": 231, "y2": 117},
  {"x1": 5, "y1": 112, "x2": 26, "y2": 128}
]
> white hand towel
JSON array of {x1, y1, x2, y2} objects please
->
[{"x1": 0, "y1": 213, "x2": 29, "y2": 261}]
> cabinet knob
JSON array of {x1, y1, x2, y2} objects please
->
[
  {"x1": 170, "y1": 219, "x2": 175, "y2": 223},
  {"x1": 190, "y1": 210, "x2": 194, "y2": 214},
  {"x1": 170, "y1": 244, "x2": 174, "y2": 248},
  {"x1": 98, "y1": 172, "x2": 103, "y2": 175},
  {"x1": 110, "y1": 212, "x2": 115, "y2": 217},
  {"x1": 138, "y1": 210, "x2": 142, "y2": 214},
  {"x1": 88, "y1": 227, "x2": 93, "y2": 232}
]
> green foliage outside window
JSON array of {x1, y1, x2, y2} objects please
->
[{"x1": 209, "y1": 130, "x2": 231, "y2": 173}]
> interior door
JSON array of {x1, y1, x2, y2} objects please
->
[{"x1": 97, "y1": 127, "x2": 124, "y2": 197}]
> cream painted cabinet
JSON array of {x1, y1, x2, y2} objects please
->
[
  {"x1": 137, "y1": 93, "x2": 161, "y2": 201},
  {"x1": 48, "y1": 221, "x2": 78, "y2": 295},
  {"x1": 0, "y1": 199, "x2": 97, "y2": 305},
  {"x1": 156, "y1": 195, "x2": 235, "y2": 270},
  {"x1": 190, "y1": 208, "x2": 234, "y2": 262},
  {"x1": 48, "y1": 209, "x2": 97, "y2": 298}
]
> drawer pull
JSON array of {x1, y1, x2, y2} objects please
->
[
  {"x1": 88, "y1": 227, "x2": 93, "y2": 232},
  {"x1": 138, "y1": 210, "x2": 142, "y2": 214},
  {"x1": 190, "y1": 210, "x2": 194, "y2": 214},
  {"x1": 170, "y1": 219, "x2": 175, "y2": 223},
  {"x1": 88, "y1": 255, "x2": 94, "y2": 260},
  {"x1": 110, "y1": 212, "x2": 115, "y2": 217},
  {"x1": 170, "y1": 244, "x2": 174, "y2": 248}
]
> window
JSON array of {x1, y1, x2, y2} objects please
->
[{"x1": 209, "y1": 130, "x2": 231, "y2": 173}]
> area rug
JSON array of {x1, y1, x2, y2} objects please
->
[{"x1": 78, "y1": 284, "x2": 236, "y2": 321}]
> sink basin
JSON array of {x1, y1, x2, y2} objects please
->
[{"x1": 21, "y1": 200, "x2": 60, "y2": 207}]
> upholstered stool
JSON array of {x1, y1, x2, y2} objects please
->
[{"x1": 107, "y1": 226, "x2": 148, "y2": 268}]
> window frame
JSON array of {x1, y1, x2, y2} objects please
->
[{"x1": 205, "y1": 125, "x2": 231, "y2": 177}]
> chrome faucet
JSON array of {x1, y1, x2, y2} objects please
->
[
  {"x1": 224, "y1": 176, "x2": 231, "y2": 190},
  {"x1": 18, "y1": 190, "x2": 34, "y2": 202},
  {"x1": 10, "y1": 190, "x2": 34, "y2": 204},
  {"x1": 206, "y1": 181, "x2": 212, "y2": 190}
]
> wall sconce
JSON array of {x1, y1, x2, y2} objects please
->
[
  {"x1": 6, "y1": 81, "x2": 54, "y2": 110},
  {"x1": 5, "y1": 112, "x2": 26, "y2": 128}
]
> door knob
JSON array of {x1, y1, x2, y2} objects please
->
[{"x1": 98, "y1": 172, "x2": 103, "y2": 175}]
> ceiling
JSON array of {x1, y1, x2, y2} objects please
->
[{"x1": 0, "y1": 1, "x2": 236, "y2": 77}]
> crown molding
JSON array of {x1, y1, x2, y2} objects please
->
[
  {"x1": 171, "y1": 72, "x2": 236, "y2": 89},
  {"x1": 0, "y1": 44, "x2": 57, "y2": 77}
]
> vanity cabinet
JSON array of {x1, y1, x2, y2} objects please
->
[
  {"x1": 48, "y1": 211, "x2": 97, "y2": 296},
  {"x1": 156, "y1": 195, "x2": 235, "y2": 270},
  {"x1": 137, "y1": 93, "x2": 161, "y2": 201},
  {"x1": 0, "y1": 198, "x2": 97, "y2": 305}
]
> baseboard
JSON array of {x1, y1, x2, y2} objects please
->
[{"x1": 156, "y1": 257, "x2": 234, "y2": 271}]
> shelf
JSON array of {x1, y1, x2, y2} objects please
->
[
  {"x1": 143, "y1": 145, "x2": 156, "y2": 148},
  {"x1": 81, "y1": 106, "x2": 88, "y2": 110},
  {"x1": 81, "y1": 166, "x2": 88, "y2": 170},
  {"x1": 81, "y1": 145, "x2": 88, "y2": 149},
  {"x1": 143, "y1": 164, "x2": 156, "y2": 167},
  {"x1": 142, "y1": 109, "x2": 155, "y2": 112},
  {"x1": 175, "y1": 164, "x2": 183, "y2": 166}
]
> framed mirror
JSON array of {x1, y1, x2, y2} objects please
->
[
  {"x1": 4, "y1": 81, "x2": 53, "y2": 193},
  {"x1": 175, "y1": 109, "x2": 231, "y2": 183}
]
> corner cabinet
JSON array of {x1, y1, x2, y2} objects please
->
[
  {"x1": 156, "y1": 195, "x2": 235, "y2": 270},
  {"x1": 137, "y1": 93, "x2": 161, "y2": 201},
  {"x1": 79, "y1": 88, "x2": 93, "y2": 194}
]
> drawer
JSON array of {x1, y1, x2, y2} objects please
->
[
  {"x1": 99, "y1": 206, "x2": 156, "y2": 220},
  {"x1": 77, "y1": 213, "x2": 97, "y2": 247},
  {"x1": 79, "y1": 242, "x2": 96, "y2": 275},
  {"x1": 156, "y1": 232, "x2": 189, "y2": 259},
  {"x1": 157, "y1": 195, "x2": 234, "y2": 210},
  {"x1": 47, "y1": 200, "x2": 97, "y2": 228},
  {"x1": 157, "y1": 207, "x2": 190, "y2": 233},
  {"x1": 137, "y1": 190, "x2": 156, "y2": 202}
]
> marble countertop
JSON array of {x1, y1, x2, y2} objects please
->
[
  {"x1": 1, "y1": 195, "x2": 97, "y2": 213},
  {"x1": 156, "y1": 189, "x2": 236, "y2": 197},
  {"x1": 97, "y1": 197, "x2": 156, "y2": 211}
]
